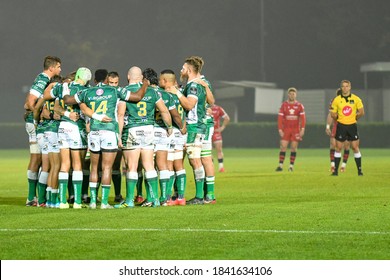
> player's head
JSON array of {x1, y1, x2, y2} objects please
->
[
  {"x1": 188, "y1": 56, "x2": 204, "y2": 73},
  {"x1": 336, "y1": 88, "x2": 342, "y2": 96},
  {"x1": 287, "y1": 87, "x2": 297, "y2": 93},
  {"x1": 108, "y1": 71, "x2": 120, "y2": 87},
  {"x1": 340, "y1": 80, "x2": 351, "y2": 87},
  {"x1": 181, "y1": 56, "x2": 204, "y2": 81},
  {"x1": 94, "y1": 69, "x2": 108, "y2": 84},
  {"x1": 340, "y1": 80, "x2": 351, "y2": 95},
  {"x1": 142, "y1": 68, "x2": 158, "y2": 86},
  {"x1": 287, "y1": 87, "x2": 297, "y2": 102},
  {"x1": 75, "y1": 67, "x2": 92, "y2": 86},
  {"x1": 127, "y1": 66, "x2": 143, "y2": 83},
  {"x1": 64, "y1": 71, "x2": 77, "y2": 83},
  {"x1": 50, "y1": 75, "x2": 63, "y2": 83},
  {"x1": 43, "y1": 55, "x2": 62, "y2": 76},
  {"x1": 159, "y1": 69, "x2": 176, "y2": 89},
  {"x1": 43, "y1": 56, "x2": 61, "y2": 69}
]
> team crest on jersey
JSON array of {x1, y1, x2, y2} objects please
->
[
  {"x1": 289, "y1": 109, "x2": 295, "y2": 115},
  {"x1": 190, "y1": 86, "x2": 198, "y2": 95},
  {"x1": 350, "y1": 100, "x2": 355, "y2": 104},
  {"x1": 96, "y1": 89, "x2": 104, "y2": 96}
]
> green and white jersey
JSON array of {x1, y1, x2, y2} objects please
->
[
  {"x1": 182, "y1": 79, "x2": 207, "y2": 133},
  {"x1": 123, "y1": 83, "x2": 142, "y2": 128},
  {"x1": 36, "y1": 121, "x2": 45, "y2": 135},
  {"x1": 25, "y1": 72, "x2": 50, "y2": 124},
  {"x1": 154, "y1": 87, "x2": 176, "y2": 129},
  {"x1": 170, "y1": 92, "x2": 186, "y2": 130},
  {"x1": 124, "y1": 85, "x2": 161, "y2": 128},
  {"x1": 204, "y1": 104, "x2": 214, "y2": 128},
  {"x1": 76, "y1": 83, "x2": 128, "y2": 132},
  {"x1": 201, "y1": 76, "x2": 214, "y2": 127},
  {"x1": 30, "y1": 73, "x2": 51, "y2": 98},
  {"x1": 40, "y1": 100, "x2": 60, "y2": 133},
  {"x1": 52, "y1": 82, "x2": 87, "y2": 130}
]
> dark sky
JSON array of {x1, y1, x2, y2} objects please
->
[{"x1": 1, "y1": 0, "x2": 389, "y2": 122}]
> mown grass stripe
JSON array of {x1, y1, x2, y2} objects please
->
[{"x1": 0, "y1": 228, "x2": 389, "y2": 235}]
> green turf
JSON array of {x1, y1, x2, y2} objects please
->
[{"x1": 0, "y1": 148, "x2": 389, "y2": 260}]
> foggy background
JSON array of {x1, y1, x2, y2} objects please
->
[{"x1": 1, "y1": 0, "x2": 389, "y2": 123}]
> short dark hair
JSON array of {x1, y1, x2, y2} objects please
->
[
  {"x1": 65, "y1": 71, "x2": 77, "y2": 82},
  {"x1": 50, "y1": 75, "x2": 63, "y2": 83},
  {"x1": 142, "y1": 68, "x2": 158, "y2": 85},
  {"x1": 43, "y1": 56, "x2": 61, "y2": 70},
  {"x1": 108, "y1": 71, "x2": 119, "y2": 78},
  {"x1": 95, "y1": 69, "x2": 108, "y2": 83},
  {"x1": 160, "y1": 69, "x2": 175, "y2": 75}
]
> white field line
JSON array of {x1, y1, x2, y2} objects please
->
[{"x1": 0, "y1": 228, "x2": 389, "y2": 235}]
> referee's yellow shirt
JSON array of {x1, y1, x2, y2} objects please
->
[{"x1": 330, "y1": 94, "x2": 363, "y2": 125}]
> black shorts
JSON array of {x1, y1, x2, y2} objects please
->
[{"x1": 335, "y1": 122, "x2": 359, "y2": 142}]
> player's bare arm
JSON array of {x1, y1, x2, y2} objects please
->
[
  {"x1": 41, "y1": 104, "x2": 51, "y2": 120},
  {"x1": 33, "y1": 97, "x2": 45, "y2": 125},
  {"x1": 43, "y1": 82, "x2": 57, "y2": 101},
  {"x1": 25, "y1": 93, "x2": 38, "y2": 112},
  {"x1": 156, "y1": 99, "x2": 173, "y2": 136},
  {"x1": 356, "y1": 107, "x2": 365, "y2": 120},
  {"x1": 217, "y1": 113, "x2": 230, "y2": 133},
  {"x1": 300, "y1": 127, "x2": 305, "y2": 138},
  {"x1": 325, "y1": 112, "x2": 333, "y2": 136},
  {"x1": 166, "y1": 86, "x2": 197, "y2": 111},
  {"x1": 117, "y1": 101, "x2": 126, "y2": 148},
  {"x1": 126, "y1": 78, "x2": 150, "y2": 102},
  {"x1": 330, "y1": 111, "x2": 338, "y2": 121},
  {"x1": 169, "y1": 107, "x2": 186, "y2": 134},
  {"x1": 54, "y1": 99, "x2": 79, "y2": 122}
]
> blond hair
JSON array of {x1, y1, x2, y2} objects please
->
[
  {"x1": 287, "y1": 87, "x2": 297, "y2": 93},
  {"x1": 184, "y1": 56, "x2": 204, "y2": 74}
]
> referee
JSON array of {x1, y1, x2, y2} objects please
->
[{"x1": 330, "y1": 80, "x2": 364, "y2": 176}]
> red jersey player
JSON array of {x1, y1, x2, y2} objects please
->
[
  {"x1": 211, "y1": 104, "x2": 230, "y2": 172},
  {"x1": 275, "y1": 87, "x2": 306, "y2": 172}
]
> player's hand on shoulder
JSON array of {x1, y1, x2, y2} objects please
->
[
  {"x1": 142, "y1": 78, "x2": 150, "y2": 86},
  {"x1": 193, "y1": 78, "x2": 207, "y2": 87}
]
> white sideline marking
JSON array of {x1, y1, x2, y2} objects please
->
[{"x1": 0, "y1": 228, "x2": 389, "y2": 235}]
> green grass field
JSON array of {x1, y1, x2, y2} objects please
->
[{"x1": 0, "y1": 148, "x2": 389, "y2": 260}]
